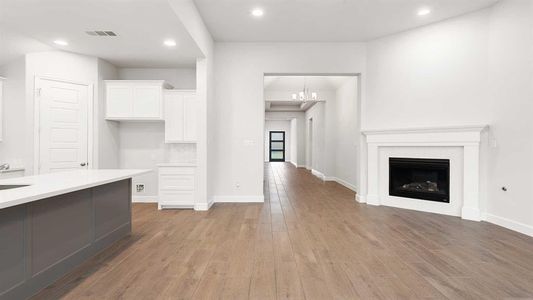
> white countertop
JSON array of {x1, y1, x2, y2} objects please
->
[
  {"x1": 156, "y1": 162, "x2": 196, "y2": 167},
  {"x1": 0, "y1": 169, "x2": 151, "y2": 210}
]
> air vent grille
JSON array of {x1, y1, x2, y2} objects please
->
[{"x1": 85, "y1": 31, "x2": 117, "y2": 37}]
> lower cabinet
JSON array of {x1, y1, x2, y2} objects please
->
[{"x1": 158, "y1": 164, "x2": 196, "y2": 209}]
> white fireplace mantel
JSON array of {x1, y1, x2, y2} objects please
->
[{"x1": 361, "y1": 125, "x2": 488, "y2": 221}]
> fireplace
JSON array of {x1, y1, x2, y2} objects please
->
[{"x1": 389, "y1": 158, "x2": 450, "y2": 203}]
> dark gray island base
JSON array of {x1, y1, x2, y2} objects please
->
[{"x1": 0, "y1": 179, "x2": 132, "y2": 300}]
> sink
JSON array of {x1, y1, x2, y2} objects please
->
[{"x1": 0, "y1": 185, "x2": 30, "y2": 190}]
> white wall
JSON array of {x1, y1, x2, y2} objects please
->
[
  {"x1": 364, "y1": 0, "x2": 533, "y2": 235},
  {"x1": 264, "y1": 120, "x2": 291, "y2": 162},
  {"x1": 484, "y1": 0, "x2": 533, "y2": 234},
  {"x1": 290, "y1": 119, "x2": 297, "y2": 166},
  {"x1": 119, "y1": 122, "x2": 164, "y2": 198},
  {"x1": 0, "y1": 57, "x2": 26, "y2": 168},
  {"x1": 118, "y1": 68, "x2": 196, "y2": 89},
  {"x1": 265, "y1": 111, "x2": 306, "y2": 167},
  {"x1": 331, "y1": 78, "x2": 359, "y2": 190},
  {"x1": 305, "y1": 102, "x2": 326, "y2": 173},
  {"x1": 96, "y1": 59, "x2": 120, "y2": 168},
  {"x1": 213, "y1": 43, "x2": 366, "y2": 200}
]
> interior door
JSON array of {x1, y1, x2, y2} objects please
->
[
  {"x1": 37, "y1": 78, "x2": 89, "y2": 174},
  {"x1": 269, "y1": 131, "x2": 285, "y2": 162}
]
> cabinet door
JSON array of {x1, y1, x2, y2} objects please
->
[
  {"x1": 133, "y1": 85, "x2": 162, "y2": 119},
  {"x1": 106, "y1": 85, "x2": 133, "y2": 118},
  {"x1": 183, "y1": 93, "x2": 197, "y2": 142},
  {"x1": 164, "y1": 92, "x2": 184, "y2": 142}
]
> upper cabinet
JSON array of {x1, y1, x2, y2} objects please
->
[
  {"x1": 105, "y1": 80, "x2": 173, "y2": 121},
  {"x1": 0, "y1": 77, "x2": 4, "y2": 142},
  {"x1": 164, "y1": 90, "x2": 197, "y2": 143}
]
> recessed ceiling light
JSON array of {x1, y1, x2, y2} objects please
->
[
  {"x1": 53, "y1": 39, "x2": 68, "y2": 46},
  {"x1": 417, "y1": 8, "x2": 431, "y2": 16},
  {"x1": 163, "y1": 39, "x2": 176, "y2": 47},
  {"x1": 251, "y1": 8, "x2": 264, "y2": 17}
]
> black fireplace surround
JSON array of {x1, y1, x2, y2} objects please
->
[{"x1": 389, "y1": 157, "x2": 450, "y2": 203}]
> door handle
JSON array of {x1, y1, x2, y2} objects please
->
[{"x1": 80, "y1": 162, "x2": 87, "y2": 167}]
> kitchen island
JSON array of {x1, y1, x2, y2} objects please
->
[{"x1": 0, "y1": 169, "x2": 150, "y2": 300}]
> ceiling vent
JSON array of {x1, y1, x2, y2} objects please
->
[{"x1": 85, "y1": 31, "x2": 117, "y2": 37}]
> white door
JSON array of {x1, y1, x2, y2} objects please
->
[{"x1": 37, "y1": 78, "x2": 89, "y2": 174}]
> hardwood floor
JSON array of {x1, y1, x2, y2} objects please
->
[{"x1": 33, "y1": 162, "x2": 533, "y2": 299}]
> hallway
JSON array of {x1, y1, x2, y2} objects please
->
[{"x1": 34, "y1": 163, "x2": 533, "y2": 299}]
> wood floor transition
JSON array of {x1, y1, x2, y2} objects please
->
[{"x1": 33, "y1": 162, "x2": 533, "y2": 299}]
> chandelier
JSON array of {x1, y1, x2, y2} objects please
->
[{"x1": 291, "y1": 77, "x2": 317, "y2": 101}]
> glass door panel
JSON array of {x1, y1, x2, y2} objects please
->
[{"x1": 269, "y1": 131, "x2": 285, "y2": 162}]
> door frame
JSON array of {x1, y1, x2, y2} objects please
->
[
  {"x1": 33, "y1": 76, "x2": 94, "y2": 174},
  {"x1": 269, "y1": 131, "x2": 286, "y2": 162}
]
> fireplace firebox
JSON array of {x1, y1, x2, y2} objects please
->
[{"x1": 389, "y1": 158, "x2": 450, "y2": 203}]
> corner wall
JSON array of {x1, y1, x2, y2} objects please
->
[
  {"x1": 364, "y1": 0, "x2": 533, "y2": 235},
  {"x1": 96, "y1": 59, "x2": 119, "y2": 169}
]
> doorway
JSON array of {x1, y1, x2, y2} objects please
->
[
  {"x1": 263, "y1": 73, "x2": 361, "y2": 195},
  {"x1": 269, "y1": 131, "x2": 286, "y2": 162},
  {"x1": 35, "y1": 77, "x2": 91, "y2": 174}
]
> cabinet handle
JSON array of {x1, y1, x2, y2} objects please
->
[{"x1": 80, "y1": 163, "x2": 87, "y2": 167}]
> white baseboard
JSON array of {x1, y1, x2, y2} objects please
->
[
  {"x1": 355, "y1": 194, "x2": 366, "y2": 203},
  {"x1": 461, "y1": 207, "x2": 481, "y2": 222},
  {"x1": 290, "y1": 161, "x2": 297, "y2": 167},
  {"x1": 132, "y1": 196, "x2": 158, "y2": 203},
  {"x1": 485, "y1": 213, "x2": 533, "y2": 237},
  {"x1": 311, "y1": 169, "x2": 325, "y2": 181},
  {"x1": 213, "y1": 195, "x2": 264, "y2": 203},
  {"x1": 324, "y1": 176, "x2": 357, "y2": 192},
  {"x1": 366, "y1": 194, "x2": 381, "y2": 206}
]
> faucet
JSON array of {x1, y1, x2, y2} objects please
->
[{"x1": 0, "y1": 163, "x2": 9, "y2": 171}]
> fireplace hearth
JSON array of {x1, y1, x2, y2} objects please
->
[{"x1": 389, "y1": 157, "x2": 450, "y2": 203}]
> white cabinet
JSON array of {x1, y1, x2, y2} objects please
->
[
  {"x1": 164, "y1": 90, "x2": 197, "y2": 143},
  {"x1": 105, "y1": 80, "x2": 172, "y2": 121},
  {"x1": 158, "y1": 163, "x2": 196, "y2": 209}
]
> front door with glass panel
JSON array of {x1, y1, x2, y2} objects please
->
[{"x1": 269, "y1": 131, "x2": 285, "y2": 162}]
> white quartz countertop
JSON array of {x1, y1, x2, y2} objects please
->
[
  {"x1": 156, "y1": 162, "x2": 196, "y2": 167},
  {"x1": 0, "y1": 169, "x2": 151, "y2": 210}
]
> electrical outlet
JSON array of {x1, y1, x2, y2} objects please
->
[{"x1": 136, "y1": 184, "x2": 145, "y2": 193}]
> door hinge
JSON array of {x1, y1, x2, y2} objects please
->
[{"x1": 36, "y1": 88, "x2": 42, "y2": 97}]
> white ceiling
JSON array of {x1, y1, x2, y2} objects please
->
[
  {"x1": 0, "y1": 28, "x2": 52, "y2": 66},
  {"x1": 0, "y1": 0, "x2": 202, "y2": 67},
  {"x1": 193, "y1": 0, "x2": 499, "y2": 42},
  {"x1": 265, "y1": 75, "x2": 353, "y2": 91}
]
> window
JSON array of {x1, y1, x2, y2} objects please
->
[{"x1": 269, "y1": 131, "x2": 285, "y2": 162}]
